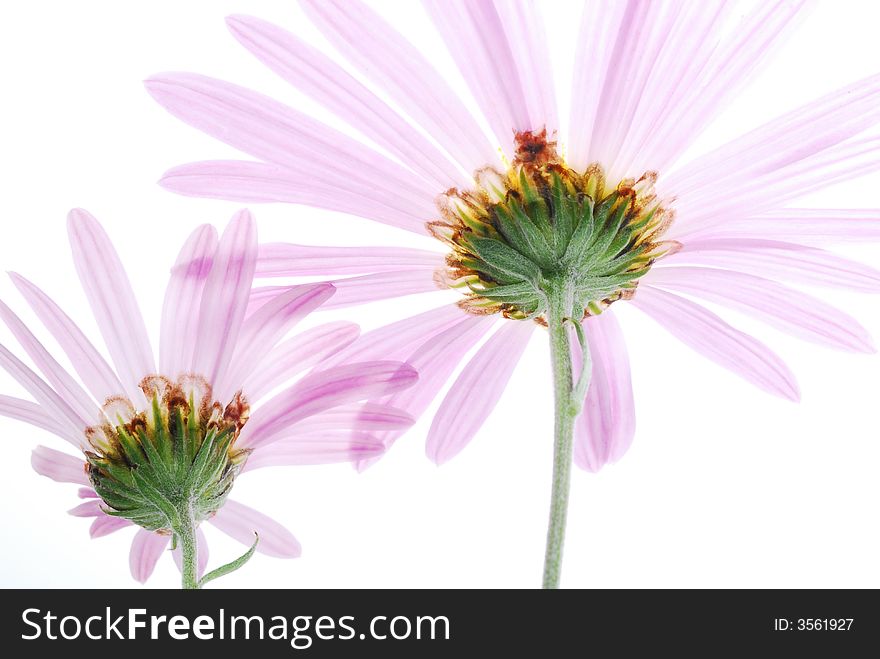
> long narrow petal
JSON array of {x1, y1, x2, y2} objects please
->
[
  {"x1": 172, "y1": 528, "x2": 209, "y2": 578},
  {"x1": 226, "y1": 14, "x2": 465, "y2": 189},
  {"x1": 427, "y1": 320, "x2": 535, "y2": 464},
  {"x1": 243, "y1": 322, "x2": 360, "y2": 403},
  {"x1": 31, "y1": 446, "x2": 88, "y2": 485},
  {"x1": 573, "y1": 311, "x2": 636, "y2": 472},
  {"x1": 129, "y1": 529, "x2": 170, "y2": 583},
  {"x1": 9, "y1": 273, "x2": 124, "y2": 403},
  {"x1": 208, "y1": 499, "x2": 301, "y2": 558},
  {"x1": 67, "y1": 209, "x2": 155, "y2": 399},
  {"x1": 160, "y1": 160, "x2": 431, "y2": 233},
  {"x1": 661, "y1": 238, "x2": 880, "y2": 292},
  {"x1": 192, "y1": 210, "x2": 257, "y2": 386},
  {"x1": 324, "y1": 271, "x2": 440, "y2": 309},
  {"x1": 68, "y1": 500, "x2": 103, "y2": 517},
  {"x1": 257, "y1": 243, "x2": 443, "y2": 277},
  {"x1": 300, "y1": 0, "x2": 497, "y2": 172},
  {"x1": 160, "y1": 224, "x2": 218, "y2": 377},
  {"x1": 0, "y1": 300, "x2": 96, "y2": 423},
  {"x1": 217, "y1": 283, "x2": 334, "y2": 401},
  {"x1": 244, "y1": 432, "x2": 386, "y2": 469},
  {"x1": 91, "y1": 515, "x2": 133, "y2": 538},
  {"x1": 631, "y1": 286, "x2": 799, "y2": 400},
  {"x1": 289, "y1": 403, "x2": 415, "y2": 434},
  {"x1": 0, "y1": 343, "x2": 85, "y2": 445},
  {"x1": 644, "y1": 266, "x2": 874, "y2": 352},
  {"x1": 240, "y1": 362, "x2": 418, "y2": 450},
  {"x1": 146, "y1": 73, "x2": 434, "y2": 233},
  {"x1": 423, "y1": 0, "x2": 551, "y2": 151},
  {"x1": 1, "y1": 394, "x2": 75, "y2": 440}
]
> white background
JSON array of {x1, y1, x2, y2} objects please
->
[{"x1": 1, "y1": 0, "x2": 879, "y2": 589}]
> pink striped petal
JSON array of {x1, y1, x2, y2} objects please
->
[
  {"x1": 631, "y1": 286, "x2": 799, "y2": 400},
  {"x1": 662, "y1": 238, "x2": 880, "y2": 292},
  {"x1": 146, "y1": 73, "x2": 434, "y2": 233},
  {"x1": 160, "y1": 160, "x2": 431, "y2": 233},
  {"x1": 427, "y1": 320, "x2": 535, "y2": 464},
  {"x1": 244, "y1": 432, "x2": 386, "y2": 469},
  {"x1": 0, "y1": 394, "x2": 73, "y2": 439},
  {"x1": 290, "y1": 403, "x2": 414, "y2": 434},
  {"x1": 68, "y1": 500, "x2": 103, "y2": 517},
  {"x1": 172, "y1": 527, "x2": 209, "y2": 578},
  {"x1": 192, "y1": 210, "x2": 257, "y2": 386},
  {"x1": 129, "y1": 529, "x2": 170, "y2": 583},
  {"x1": 91, "y1": 514, "x2": 132, "y2": 538},
  {"x1": 226, "y1": 14, "x2": 465, "y2": 189},
  {"x1": 0, "y1": 300, "x2": 96, "y2": 423},
  {"x1": 0, "y1": 343, "x2": 85, "y2": 445},
  {"x1": 243, "y1": 322, "x2": 360, "y2": 402},
  {"x1": 423, "y1": 0, "x2": 546, "y2": 152},
  {"x1": 644, "y1": 266, "x2": 874, "y2": 352},
  {"x1": 208, "y1": 499, "x2": 300, "y2": 558},
  {"x1": 31, "y1": 445, "x2": 88, "y2": 485},
  {"x1": 257, "y1": 243, "x2": 443, "y2": 277},
  {"x1": 217, "y1": 283, "x2": 334, "y2": 401},
  {"x1": 573, "y1": 311, "x2": 636, "y2": 473},
  {"x1": 8, "y1": 273, "x2": 124, "y2": 403},
  {"x1": 567, "y1": 0, "x2": 629, "y2": 170},
  {"x1": 67, "y1": 209, "x2": 155, "y2": 400},
  {"x1": 300, "y1": 0, "x2": 496, "y2": 172},
  {"x1": 324, "y1": 271, "x2": 439, "y2": 309},
  {"x1": 240, "y1": 361, "x2": 418, "y2": 450},
  {"x1": 160, "y1": 224, "x2": 218, "y2": 377}
]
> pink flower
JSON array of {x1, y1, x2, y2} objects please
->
[
  {"x1": 0, "y1": 208, "x2": 417, "y2": 586},
  {"x1": 145, "y1": 2, "x2": 880, "y2": 475}
]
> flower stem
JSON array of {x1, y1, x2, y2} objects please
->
[
  {"x1": 176, "y1": 503, "x2": 200, "y2": 590},
  {"x1": 542, "y1": 282, "x2": 590, "y2": 589}
]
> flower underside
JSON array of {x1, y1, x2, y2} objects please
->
[
  {"x1": 430, "y1": 130, "x2": 678, "y2": 321},
  {"x1": 85, "y1": 375, "x2": 250, "y2": 533}
]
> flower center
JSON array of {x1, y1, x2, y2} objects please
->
[
  {"x1": 85, "y1": 375, "x2": 250, "y2": 533},
  {"x1": 429, "y1": 129, "x2": 678, "y2": 321}
]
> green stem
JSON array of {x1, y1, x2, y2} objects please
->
[
  {"x1": 176, "y1": 503, "x2": 199, "y2": 590},
  {"x1": 542, "y1": 283, "x2": 591, "y2": 589}
]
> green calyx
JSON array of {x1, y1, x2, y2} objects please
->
[
  {"x1": 85, "y1": 375, "x2": 250, "y2": 535},
  {"x1": 429, "y1": 129, "x2": 678, "y2": 321}
]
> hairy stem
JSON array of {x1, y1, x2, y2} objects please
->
[{"x1": 176, "y1": 503, "x2": 199, "y2": 590}]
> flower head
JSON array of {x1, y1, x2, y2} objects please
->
[
  {"x1": 0, "y1": 209, "x2": 417, "y2": 585},
  {"x1": 146, "y1": 2, "x2": 880, "y2": 474}
]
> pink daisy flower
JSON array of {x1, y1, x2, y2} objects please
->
[
  {"x1": 146, "y1": 2, "x2": 880, "y2": 587},
  {"x1": 0, "y1": 208, "x2": 417, "y2": 587}
]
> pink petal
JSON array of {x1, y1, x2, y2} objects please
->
[
  {"x1": 90, "y1": 514, "x2": 132, "y2": 538},
  {"x1": 191, "y1": 210, "x2": 257, "y2": 387},
  {"x1": 172, "y1": 527, "x2": 209, "y2": 578},
  {"x1": 244, "y1": 431, "x2": 386, "y2": 469},
  {"x1": 31, "y1": 445, "x2": 88, "y2": 485},
  {"x1": 662, "y1": 238, "x2": 880, "y2": 293},
  {"x1": 8, "y1": 273, "x2": 124, "y2": 403},
  {"x1": 631, "y1": 286, "x2": 799, "y2": 400},
  {"x1": 573, "y1": 311, "x2": 636, "y2": 472},
  {"x1": 289, "y1": 402, "x2": 415, "y2": 434},
  {"x1": 300, "y1": 0, "x2": 496, "y2": 172},
  {"x1": 216, "y1": 283, "x2": 334, "y2": 401},
  {"x1": 226, "y1": 14, "x2": 465, "y2": 189},
  {"x1": 257, "y1": 243, "x2": 444, "y2": 277},
  {"x1": 423, "y1": 0, "x2": 549, "y2": 152},
  {"x1": 67, "y1": 209, "x2": 155, "y2": 400},
  {"x1": 159, "y1": 224, "x2": 218, "y2": 378},
  {"x1": 0, "y1": 343, "x2": 85, "y2": 445},
  {"x1": 68, "y1": 500, "x2": 103, "y2": 517},
  {"x1": 240, "y1": 361, "x2": 418, "y2": 450},
  {"x1": 427, "y1": 320, "x2": 535, "y2": 464},
  {"x1": 129, "y1": 529, "x2": 170, "y2": 583},
  {"x1": 680, "y1": 208, "x2": 880, "y2": 244},
  {"x1": 324, "y1": 271, "x2": 440, "y2": 309},
  {"x1": 77, "y1": 487, "x2": 97, "y2": 499},
  {"x1": 243, "y1": 321, "x2": 360, "y2": 402},
  {"x1": 160, "y1": 160, "x2": 431, "y2": 233},
  {"x1": 645, "y1": 266, "x2": 874, "y2": 352},
  {"x1": 208, "y1": 499, "x2": 301, "y2": 558},
  {"x1": 0, "y1": 394, "x2": 74, "y2": 440},
  {"x1": 0, "y1": 299, "x2": 96, "y2": 423},
  {"x1": 146, "y1": 73, "x2": 434, "y2": 233}
]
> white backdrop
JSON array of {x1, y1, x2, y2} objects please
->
[{"x1": 1, "y1": 0, "x2": 879, "y2": 589}]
